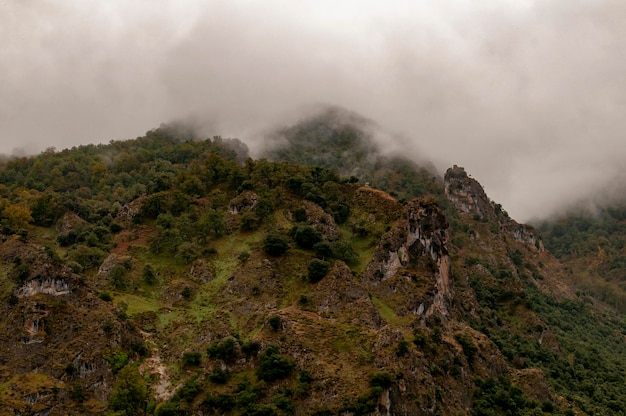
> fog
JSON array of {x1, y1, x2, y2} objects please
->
[{"x1": 2, "y1": 0, "x2": 625, "y2": 221}]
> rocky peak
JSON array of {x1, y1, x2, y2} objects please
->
[
  {"x1": 445, "y1": 165, "x2": 543, "y2": 252},
  {"x1": 444, "y1": 165, "x2": 497, "y2": 221}
]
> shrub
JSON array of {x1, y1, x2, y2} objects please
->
[
  {"x1": 240, "y1": 212, "x2": 260, "y2": 232},
  {"x1": 142, "y1": 264, "x2": 157, "y2": 285},
  {"x1": 182, "y1": 351, "x2": 202, "y2": 367},
  {"x1": 7, "y1": 293, "x2": 18, "y2": 306},
  {"x1": 238, "y1": 251, "x2": 251, "y2": 262},
  {"x1": 431, "y1": 327, "x2": 442, "y2": 344},
  {"x1": 181, "y1": 286, "x2": 193, "y2": 299},
  {"x1": 203, "y1": 393, "x2": 236, "y2": 413},
  {"x1": 293, "y1": 207, "x2": 307, "y2": 222},
  {"x1": 208, "y1": 368, "x2": 232, "y2": 384},
  {"x1": 455, "y1": 333, "x2": 478, "y2": 364},
  {"x1": 292, "y1": 225, "x2": 322, "y2": 249},
  {"x1": 175, "y1": 376, "x2": 203, "y2": 402},
  {"x1": 330, "y1": 202, "x2": 350, "y2": 224},
  {"x1": 110, "y1": 264, "x2": 129, "y2": 289},
  {"x1": 413, "y1": 329, "x2": 426, "y2": 346},
  {"x1": 370, "y1": 372, "x2": 393, "y2": 389},
  {"x1": 313, "y1": 242, "x2": 333, "y2": 260},
  {"x1": 71, "y1": 383, "x2": 85, "y2": 403},
  {"x1": 242, "y1": 341, "x2": 261, "y2": 357},
  {"x1": 65, "y1": 363, "x2": 76, "y2": 377},
  {"x1": 236, "y1": 389, "x2": 260, "y2": 412},
  {"x1": 396, "y1": 340, "x2": 410, "y2": 357},
  {"x1": 268, "y1": 315, "x2": 281, "y2": 330},
  {"x1": 256, "y1": 346, "x2": 294, "y2": 382},
  {"x1": 331, "y1": 241, "x2": 358, "y2": 265},
  {"x1": 308, "y1": 259, "x2": 330, "y2": 283},
  {"x1": 273, "y1": 393, "x2": 294, "y2": 413},
  {"x1": 207, "y1": 338, "x2": 238, "y2": 362},
  {"x1": 105, "y1": 351, "x2": 129, "y2": 374},
  {"x1": 155, "y1": 402, "x2": 183, "y2": 416},
  {"x1": 67, "y1": 245, "x2": 106, "y2": 270},
  {"x1": 263, "y1": 234, "x2": 289, "y2": 256}
]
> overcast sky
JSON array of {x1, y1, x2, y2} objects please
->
[{"x1": 2, "y1": 0, "x2": 625, "y2": 221}]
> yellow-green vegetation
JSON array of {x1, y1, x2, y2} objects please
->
[
  {"x1": 371, "y1": 296, "x2": 400, "y2": 325},
  {"x1": 158, "y1": 309, "x2": 184, "y2": 328},
  {"x1": 113, "y1": 293, "x2": 160, "y2": 316}
]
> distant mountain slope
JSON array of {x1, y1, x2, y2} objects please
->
[
  {"x1": 263, "y1": 107, "x2": 443, "y2": 203},
  {"x1": 536, "y1": 200, "x2": 626, "y2": 311}
]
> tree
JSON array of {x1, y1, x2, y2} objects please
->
[
  {"x1": 109, "y1": 366, "x2": 147, "y2": 415},
  {"x1": 30, "y1": 193, "x2": 61, "y2": 227},
  {"x1": 308, "y1": 259, "x2": 330, "y2": 283},
  {"x1": 256, "y1": 346, "x2": 294, "y2": 382},
  {"x1": 182, "y1": 351, "x2": 202, "y2": 367},
  {"x1": 292, "y1": 225, "x2": 322, "y2": 249},
  {"x1": 1, "y1": 203, "x2": 32, "y2": 230},
  {"x1": 178, "y1": 241, "x2": 201, "y2": 264},
  {"x1": 313, "y1": 242, "x2": 333, "y2": 260},
  {"x1": 142, "y1": 264, "x2": 157, "y2": 285}
]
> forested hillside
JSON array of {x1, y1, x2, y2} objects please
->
[
  {"x1": 537, "y1": 203, "x2": 626, "y2": 311},
  {"x1": 0, "y1": 114, "x2": 625, "y2": 415}
]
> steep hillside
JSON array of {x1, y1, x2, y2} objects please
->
[
  {"x1": 536, "y1": 201, "x2": 626, "y2": 312},
  {"x1": 0, "y1": 121, "x2": 625, "y2": 415}
]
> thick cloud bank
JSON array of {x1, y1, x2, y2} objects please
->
[{"x1": 2, "y1": 0, "x2": 625, "y2": 221}]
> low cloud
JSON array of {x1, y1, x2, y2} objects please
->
[{"x1": 2, "y1": 0, "x2": 625, "y2": 221}]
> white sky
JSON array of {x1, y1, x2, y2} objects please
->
[{"x1": 1, "y1": 0, "x2": 625, "y2": 221}]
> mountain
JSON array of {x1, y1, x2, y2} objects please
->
[{"x1": 0, "y1": 114, "x2": 625, "y2": 415}]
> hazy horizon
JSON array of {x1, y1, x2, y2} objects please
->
[{"x1": 2, "y1": 0, "x2": 625, "y2": 222}]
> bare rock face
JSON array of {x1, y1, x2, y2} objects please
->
[
  {"x1": 17, "y1": 278, "x2": 70, "y2": 297},
  {"x1": 56, "y1": 211, "x2": 88, "y2": 235},
  {"x1": 300, "y1": 200, "x2": 340, "y2": 241},
  {"x1": 228, "y1": 190, "x2": 259, "y2": 215},
  {"x1": 189, "y1": 259, "x2": 216, "y2": 283},
  {"x1": 366, "y1": 198, "x2": 453, "y2": 319},
  {"x1": 445, "y1": 165, "x2": 543, "y2": 252},
  {"x1": 313, "y1": 261, "x2": 381, "y2": 327},
  {"x1": 445, "y1": 166, "x2": 497, "y2": 221},
  {"x1": 97, "y1": 253, "x2": 132, "y2": 278},
  {"x1": 116, "y1": 195, "x2": 147, "y2": 222}
]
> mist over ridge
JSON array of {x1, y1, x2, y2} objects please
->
[{"x1": 2, "y1": 0, "x2": 626, "y2": 221}]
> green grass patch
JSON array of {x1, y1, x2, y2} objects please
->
[
  {"x1": 186, "y1": 231, "x2": 266, "y2": 323},
  {"x1": 158, "y1": 310, "x2": 183, "y2": 328},
  {"x1": 0, "y1": 267, "x2": 14, "y2": 299},
  {"x1": 371, "y1": 296, "x2": 399, "y2": 325},
  {"x1": 113, "y1": 293, "x2": 160, "y2": 316},
  {"x1": 338, "y1": 223, "x2": 378, "y2": 274}
]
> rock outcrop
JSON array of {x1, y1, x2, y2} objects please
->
[
  {"x1": 17, "y1": 278, "x2": 70, "y2": 297},
  {"x1": 445, "y1": 165, "x2": 544, "y2": 252},
  {"x1": 366, "y1": 198, "x2": 453, "y2": 319}
]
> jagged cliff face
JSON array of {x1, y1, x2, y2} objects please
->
[
  {"x1": 445, "y1": 165, "x2": 543, "y2": 252},
  {"x1": 365, "y1": 199, "x2": 453, "y2": 320},
  {"x1": 0, "y1": 235, "x2": 142, "y2": 415}
]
